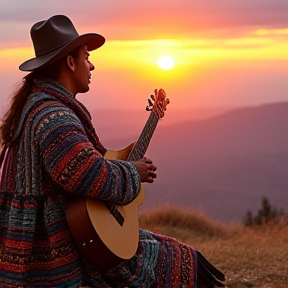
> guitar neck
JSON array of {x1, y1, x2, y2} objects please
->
[{"x1": 127, "y1": 111, "x2": 159, "y2": 161}]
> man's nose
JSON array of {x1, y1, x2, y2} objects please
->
[{"x1": 89, "y1": 61, "x2": 95, "y2": 71}]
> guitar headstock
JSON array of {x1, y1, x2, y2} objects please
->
[{"x1": 146, "y1": 89, "x2": 170, "y2": 119}]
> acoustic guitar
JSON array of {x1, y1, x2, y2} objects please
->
[{"x1": 66, "y1": 89, "x2": 170, "y2": 271}]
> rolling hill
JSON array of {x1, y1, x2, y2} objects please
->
[{"x1": 95, "y1": 102, "x2": 288, "y2": 222}]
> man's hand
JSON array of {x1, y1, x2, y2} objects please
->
[{"x1": 132, "y1": 157, "x2": 157, "y2": 183}]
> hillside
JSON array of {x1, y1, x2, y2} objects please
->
[
  {"x1": 81, "y1": 205, "x2": 288, "y2": 288},
  {"x1": 96, "y1": 102, "x2": 288, "y2": 222},
  {"x1": 139, "y1": 206, "x2": 288, "y2": 288}
]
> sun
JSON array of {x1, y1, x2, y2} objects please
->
[{"x1": 157, "y1": 55, "x2": 175, "y2": 70}]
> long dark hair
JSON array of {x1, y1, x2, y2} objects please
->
[
  {"x1": 0, "y1": 72, "x2": 37, "y2": 147},
  {"x1": 0, "y1": 48, "x2": 80, "y2": 147},
  {"x1": 0, "y1": 67, "x2": 60, "y2": 147}
]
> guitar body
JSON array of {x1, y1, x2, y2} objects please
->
[
  {"x1": 66, "y1": 143, "x2": 145, "y2": 271},
  {"x1": 66, "y1": 89, "x2": 169, "y2": 272}
]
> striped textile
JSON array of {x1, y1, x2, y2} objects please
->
[{"x1": 82, "y1": 229, "x2": 197, "y2": 287}]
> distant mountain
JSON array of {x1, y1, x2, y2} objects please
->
[{"x1": 100, "y1": 102, "x2": 288, "y2": 223}]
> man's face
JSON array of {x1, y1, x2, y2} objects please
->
[{"x1": 72, "y1": 45, "x2": 95, "y2": 94}]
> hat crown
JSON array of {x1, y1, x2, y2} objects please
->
[
  {"x1": 31, "y1": 15, "x2": 79, "y2": 57},
  {"x1": 19, "y1": 14, "x2": 105, "y2": 71}
]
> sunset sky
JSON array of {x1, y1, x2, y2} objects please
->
[{"x1": 0, "y1": 0, "x2": 287, "y2": 123}]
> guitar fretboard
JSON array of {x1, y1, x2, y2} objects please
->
[{"x1": 127, "y1": 111, "x2": 159, "y2": 161}]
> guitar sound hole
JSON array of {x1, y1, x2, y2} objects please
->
[{"x1": 106, "y1": 203, "x2": 124, "y2": 226}]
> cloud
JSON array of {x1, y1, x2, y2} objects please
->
[
  {"x1": 0, "y1": 0, "x2": 287, "y2": 48},
  {"x1": 1, "y1": 0, "x2": 288, "y2": 25},
  {"x1": 254, "y1": 28, "x2": 288, "y2": 36}
]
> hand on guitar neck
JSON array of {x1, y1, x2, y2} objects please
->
[{"x1": 132, "y1": 157, "x2": 157, "y2": 183}]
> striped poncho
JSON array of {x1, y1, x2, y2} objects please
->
[{"x1": 0, "y1": 80, "x2": 224, "y2": 287}]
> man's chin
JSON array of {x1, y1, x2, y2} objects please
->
[
  {"x1": 82, "y1": 86, "x2": 90, "y2": 93},
  {"x1": 76, "y1": 87, "x2": 90, "y2": 95}
]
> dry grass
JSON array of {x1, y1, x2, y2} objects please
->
[
  {"x1": 81, "y1": 205, "x2": 288, "y2": 287},
  {"x1": 139, "y1": 205, "x2": 288, "y2": 288}
]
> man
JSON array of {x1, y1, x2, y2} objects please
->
[{"x1": 0, "y1": 15, "x2": 225, "y2": 287}]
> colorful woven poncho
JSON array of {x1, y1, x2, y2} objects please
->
[{"x1": 0, "y1": 80, "x2": 224, "y2": 287}]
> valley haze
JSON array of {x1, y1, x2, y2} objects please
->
[{"x1": 93, "y1": 102, "x2": 288, "y2": 223}]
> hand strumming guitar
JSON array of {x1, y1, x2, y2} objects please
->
[{"x1": 132, "y1": 157, "x2": 157, "y2": 183}]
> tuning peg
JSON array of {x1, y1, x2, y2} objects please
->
[{"x1": 146, "y1": 105, "x2": 152, "y2": 111}]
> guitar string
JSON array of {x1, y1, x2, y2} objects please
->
[{"x1": 128, "y1": 111, "x2": 159, "y2": 161}]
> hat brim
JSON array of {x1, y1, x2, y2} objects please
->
[{"x1": 19, "y1": 33, "x2": 105, "y2": 72}]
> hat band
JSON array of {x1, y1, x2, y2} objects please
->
[{"x1": 36, "y1": 41, "x2": 72, "y2": 57}]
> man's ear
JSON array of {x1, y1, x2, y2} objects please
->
[{"x1": 67, "y1": 55, "x2": 75, "y2": 71}]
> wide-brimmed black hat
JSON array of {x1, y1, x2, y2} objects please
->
[{"x1": 19, "y1": 15, "x2": 105, "y2": 71}]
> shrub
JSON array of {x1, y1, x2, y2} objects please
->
[{"x1": 243, "y1": 196, "x2": 285, "y2": 226}]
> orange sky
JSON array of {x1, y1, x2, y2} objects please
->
[{"x1": 0, "y1": 0, "x2": 287, "y2": 121}]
